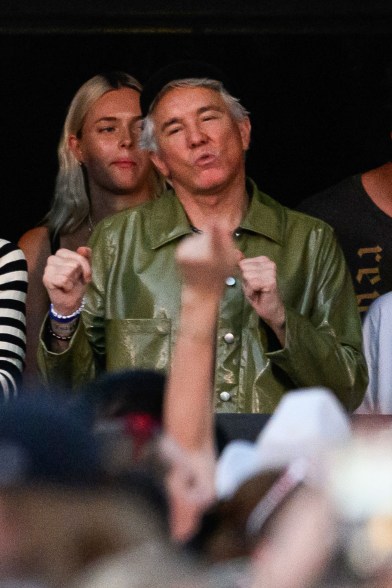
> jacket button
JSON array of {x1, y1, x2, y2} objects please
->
[
  {"x1": 225, "y1": 276, "x2": 236, "y2": 287},
  {"x1": 220, "y1": 391, "x2": 231, "y2": 402},
  {"x1": 223, "y1": 332, "x2": 235, "y2": 344}
]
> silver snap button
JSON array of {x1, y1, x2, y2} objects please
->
[
  {"x1": 223, "y1": 332, "x2": 235, "y2": 344},
  {"x1": 220, "y1": 391, "x2": 231, "y2": 402},
  {"x1": 225, "y1": 276, "x2": 236, "y2": 287}
]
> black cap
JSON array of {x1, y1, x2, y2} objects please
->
[
  {"x1": 0, "y1": 393, "x2": 102, "y2": 488},
  {"x1": 140, "y1": 60, "x2": 231, "y2": 117},
  {"x1": 78, "y1": 369, "x2": 165, "y2": 421}
]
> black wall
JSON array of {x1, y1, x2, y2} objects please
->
[{"x1": 2, "y1": 2, "x2": 392, "y2": 242}]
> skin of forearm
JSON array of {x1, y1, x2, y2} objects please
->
[{"x1": 164, "y1": 286, "x2": 222, "y2": 454}]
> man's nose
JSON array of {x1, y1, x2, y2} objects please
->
[{"x1": 187, "y1": 123, "x2": 207, "y2": 147}]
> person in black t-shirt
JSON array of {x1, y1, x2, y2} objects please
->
[{"x1": 297, "y1": 162, "x2": 392, "y2": 315}]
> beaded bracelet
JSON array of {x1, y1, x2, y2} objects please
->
[
  {"x1": 48, "y1": 326, "x2": 73, "y2": 341},
  {"x1": 49, "y1": 298, "x2": 85, "y2": 324}
]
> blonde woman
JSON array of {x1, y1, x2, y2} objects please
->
[{"x1": 19, "y1": 72, "x2": 161, "y2": 386}]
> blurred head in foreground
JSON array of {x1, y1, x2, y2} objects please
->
[{"x1": 0, "y1": 392, "x2": 168, "y2": 587}]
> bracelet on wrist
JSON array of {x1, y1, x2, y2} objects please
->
[
  {"x1": 49, "y1": 319, "x2": 78, "y2": 334},
  {"x1": 49, "y1": 298, "x2": 85, "y2": 323},
  {"x1": 48, "y1": 326, "x2": 73, "y2": 341}
]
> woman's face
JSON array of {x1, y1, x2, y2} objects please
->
[{"x1": 70, "y1": 87, "x2": 153, "y2": 199}]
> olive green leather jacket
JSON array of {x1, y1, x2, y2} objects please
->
[{"x1": 38, "y1": 181, "x2": 367, "y2": 413}]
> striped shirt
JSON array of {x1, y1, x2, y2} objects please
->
[{"x1": 0, "y1": 240, "x2": 27, "y2": 399}]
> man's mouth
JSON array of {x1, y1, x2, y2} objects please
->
[{"x1": 194, "y1": 153, "x2": 217, "y2": 167}]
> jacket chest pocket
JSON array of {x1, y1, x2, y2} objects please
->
[{"x1": 105, "y1": 318, "x2": 171, "y2": 372}]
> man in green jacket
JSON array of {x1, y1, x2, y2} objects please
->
[{"x1": 39, "y1": 62, "x2": 367, "y2": 413}]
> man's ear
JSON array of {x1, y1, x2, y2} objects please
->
[
  {"x1": 68, "y1": 135, "x2": 84, "y2": 164},
  {"x1": 238, "y1": 117, "x2": 251, "y2": 152},
  {"x1": 150, "y1": 151, "x2": 171, "y2": 179}
]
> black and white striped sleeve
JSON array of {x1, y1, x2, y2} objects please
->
[{"x1": 0, "y1": 240, "x2": 27, "y2": 399}]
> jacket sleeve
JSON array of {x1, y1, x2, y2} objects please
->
[
  {"x1": 355, "y1": 303, "x2": 379, "y2": 413},
  {"x1": 37, "y1": 223, "x2": 110, "y2": 391},
  {"x1": 37, "y1": 318, "x2": 98, "y2": 390},
  {"x1": 356, "y1": 293, "x2": 392, "y2": 414},
  {"x1": 266, "y1": 227, "x2": 368, "y2": 412}
]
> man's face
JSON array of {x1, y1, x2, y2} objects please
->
[
  {"x1": 69, "y1": 87, "x2": 152, "y2": 198},
  {"x1": 150, "y1": 86, "x2": 251, "y2": 196}
]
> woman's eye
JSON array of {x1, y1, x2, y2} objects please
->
[{"x1": 98, "y1": 126, "x2": 116, "y2": 133}]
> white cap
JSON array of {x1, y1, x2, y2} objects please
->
[{"x1": 216, "y1": 387, "x2": 351, "y2": 499}]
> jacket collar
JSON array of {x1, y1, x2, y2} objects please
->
[
  {"x1": 149, "y1": 179, "x2": 285, "y2": 250},
  {"x1": 149, "y1": 192, "x2": 192, "y2": 250},
  {"x1": 239, "y1": 179, "x2": 285, "y2": 245}
]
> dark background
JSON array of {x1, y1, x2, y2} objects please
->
[{"x1": 2, "y1": 1, "x2": 392, "y2": 242}]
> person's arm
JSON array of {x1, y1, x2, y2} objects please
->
[
  {"x1": 261, "y1": 228, "x2": 367, "y2": 411},
  {"x1": 162, "y1": 225, "x2": 241, "y2": 542},
  {"x1": 357, "y1": 294, "x2": 392, "y2": 414},
  {"x1": 0, "y1": 241, "x2": 27, "y2": 398},
  {"x1": 36, "y1": 245, "x2": 96, "y2": 390},
  {"x1": 164, "y1": 224, "x2": 242, "y2": 452},
  {"x1": 239, "y1": 255, "x2": 286, "y2": 346},
  {"x1": 355, "y1": 305, "x2": 378, "y2": 414},
  {"x1": 38, "y1": 218, "x2": 117, "y2": 390},
  {"x1": 18, "y1": 227, "x2": 52, "y2": 387},
  {"x1": 42, "y1": 245, "x2": 92, "y2": 351}
]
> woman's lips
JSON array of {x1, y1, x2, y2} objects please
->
[{"x1": 112, "y1": 159, "x2": 136, "y2": 168}]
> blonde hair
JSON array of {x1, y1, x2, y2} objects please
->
[{"x1": 45, "y1": 72, "x2": 142, "y2": 237}]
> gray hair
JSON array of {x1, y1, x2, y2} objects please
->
[
  {"x1": 44, "y1": 72, "x2": 142, "y2": 237},
  {"x1": 139, "y1": 78, "x2": 249, "y2": 153}
]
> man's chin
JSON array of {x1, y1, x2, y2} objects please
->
[
  {"x1": 190, "y1": 172, "x2": 230, "y2": 194},
  {"x1": 194, "y1": 180, "x2": 231, "y2": 196}
]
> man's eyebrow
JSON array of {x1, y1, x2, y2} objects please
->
[
  {"x1": 160, "y1": 105, "x2": 224, "y2": 132},
  {"x1": 197, "y1": 105, "x2": 224, "y2": 115}
]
